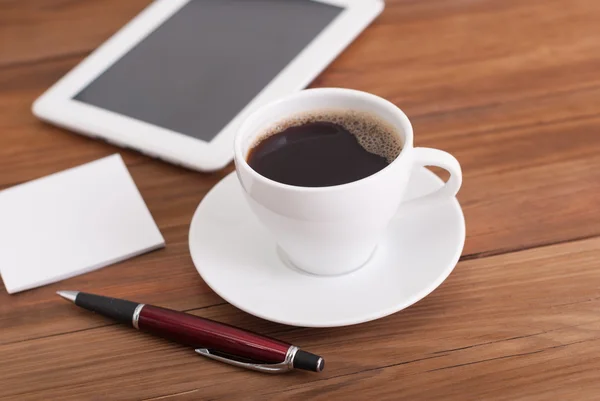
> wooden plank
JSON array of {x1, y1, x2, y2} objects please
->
[
  {"x1": 3, "y1": 0, "x2": 600, "y2": 115},
  {"x1": 333, "y1": 0, "x2": 600, "y2": 117},
  {"x1": 0, "y1": 0, "x2": 151, "y2": 66},
  {"x1": 2, "y1": 0, "x2": 600, "y2": 82},
  {"x1": 262, "y1": 338, "x2": 600, "y2": 401},
  {"x1": 1, "y1": 238, "x2": 599, "y2": 400}
]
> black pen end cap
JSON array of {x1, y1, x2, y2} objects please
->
[{"x1": 293, "y1": 350, "x2": 324, "y2": 372}]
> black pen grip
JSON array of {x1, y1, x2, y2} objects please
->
[{"x1": 75, "y1": 292, "x2": 139, "y2": 325}]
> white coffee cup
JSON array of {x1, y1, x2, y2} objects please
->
[{"x1": 234, "y1": 88, "x2": 462, "y2": 276}]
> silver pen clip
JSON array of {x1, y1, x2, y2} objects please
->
[{"x1": 195, "y1": 347, "x2": 297, "y2": 374}]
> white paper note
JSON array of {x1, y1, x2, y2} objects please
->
[{"x1": 0, "y1": 154, "x2": 165, "y2": 294}]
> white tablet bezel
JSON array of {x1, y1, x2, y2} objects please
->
[{"x1": 32, "y1": 0, "x2": 384, "y2": 171}]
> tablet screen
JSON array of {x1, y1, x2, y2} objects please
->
[{"x1": 73, "y1": 0, "x2": 343, "y2": 143}]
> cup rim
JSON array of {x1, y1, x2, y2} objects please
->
[{"x1": 234, "y1": 88, "x2": 414, "y2": 193}]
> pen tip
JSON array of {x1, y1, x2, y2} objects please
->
[{"x1": 56, "y1": 290, "x2": 78, "y2": 303}]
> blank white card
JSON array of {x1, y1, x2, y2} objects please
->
[{"x1": 0, "y1": 154, "x2": 165, "y2": 294}]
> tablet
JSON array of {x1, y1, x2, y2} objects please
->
[{"x1": 33, "y1": 0, "x2": 384, "y2": 171}]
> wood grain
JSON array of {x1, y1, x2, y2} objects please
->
[
  {"x1": 1, "y1": 238, "x2": 599, "y2": 400},
  {"x1": 1, "y1": 0, "x2": 600, "y2": 399},
  {"x1": 0, "y1": 0, "x2": 151, "y2": 67}
]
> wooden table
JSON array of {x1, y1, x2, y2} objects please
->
[{"x1": 1, "y1": 1, "x2": 599, "y2": 399}]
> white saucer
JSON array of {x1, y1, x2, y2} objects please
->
[{"x1": 189, "y1": 168, "x2": 465, "y2": 327}]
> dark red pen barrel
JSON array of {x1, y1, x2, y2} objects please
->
[{"x1": 138, "y1": 305, "x2": 290, "y2": 363}]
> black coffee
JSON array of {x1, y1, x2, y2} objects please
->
[{"x1": 247, "y1": 110, "x2": 402, "y2": 187}]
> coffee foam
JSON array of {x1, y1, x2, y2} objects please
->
[{"x1": 256, "y1": 109, "x2": 403, "y2": 163}]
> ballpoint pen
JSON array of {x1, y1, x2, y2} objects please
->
[{"x1": 57, "y1": 291, "x2": 324, "y2": 373}]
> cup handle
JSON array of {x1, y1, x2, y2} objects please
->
[{"x1": 401, "y1": 147, "x2": 462, "y2": 210}]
